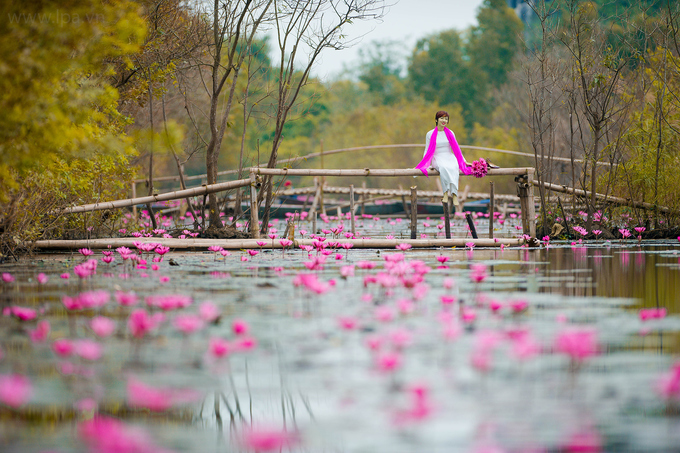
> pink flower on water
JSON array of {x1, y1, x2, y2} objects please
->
[
  {"x1": 554, "y1": 327, "x2": 598, "y2": 363},
  {"x1": 470, "y1": 264, "x2": 487, "y2": 283},
  {"x1": 393, "y1": 383, "x2": 433, "y2": 426},
  {"x1": 655, "y1": 362, "x2": 680, "y2": 401},
  {"x1": 2, "y1": 272, "x2": 15, "y2": 283},
  {"x1": 208, "y1": 337, "x2": 231, "y2": 359},
  {"x1": 375, "y1": 306, "x2": 395, "y2": 322},
  {"x1": 146, "y1": 294, "x2": 192, "y2": 311},
  {"x1": 127, "y1": 378, "x2": 201, "y2": 411},
  {"x1": 471, "y1": 330, "x2": 502, "y2": 372},
  {"x1": 78, "y1": 248, "x2": 94, "y2": 257},
  {"x1": 9, "y1": 306, "x2": 37, "y2": 321},
  {"x1": 29, "y1": 320, "x2": 50, "y2": 343},
  {"x1": 239, "y1": 426, "x2": 299, "y2": 452},
  {"x1": 340, "y1": 265, "x2": 355, "y2": 277},
  {"x1": 232, "y1": 319, "x2": 249, "y2": 336},
  {"x1": 509, "y1": 299, "x2": 529, "y2": 313},
  {"x1": 78, "y1": 416, "x2": 173, "y2": 453},
  {"x1": 234, "y1": 336, "x2": 257, "y2": 352},
  {"x1": 128, "y1": 309, "x2": 164, "y2": 339},
  {"x1": 639, "y1": 308, "x2": 667, "y2": 321},
  {"x1": 338, "y1": 316, "x2": 359, "y2": 330},
  {"x1": 436, "y1": 256, "x2": 450, "y2": 264},
  {"x1": 36, "y1": 273, "x2": 49, "y2": 284},
  {"x1": 115, "y1": 290, "x2": 138, "y2": 307},
  {"x1": 74, "y1": 259, "x2": 98, "y2": 279},
  {"x1": 74, "y1": 339, "x2": 103, "y2": 361},
  {"x1": 91, "y1": 317, "x2": 116, "y2": 337},
  {"x1": 60, "y1": 272, "x2": 70, "y2": 279},
  {"x1": 53, "y1": 338, "x2": 75, "y2": 357},
  {"x1": 173, "y1": 314, "x2": 204, "y2": 335},
  {"x1": 199, "y1": 301, "x2": 220, "y2": 322},
  {"x1": 376, "y1": 351, "x2": 402, "y2": 373},
  {"x1": 0, "y1": 374, "x2": 32, "y2": 407}
]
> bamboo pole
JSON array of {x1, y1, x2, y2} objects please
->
[
  {"x1": 410, "y1": 186, "x2": 418, "y2": 240},
  {"x1": 309, "y1": 178, "x2": 321, "y2": 234},
  {"x1": 489, "y1": 181, "x2": 495, "y2": 239},
  {"x1": 62, "y1": 178, "x2": 252, "y2": 214},
  {"x1": 248, "y1": 172, "x2": 260, "y2": 239},
  {"x1": 443, "y1": 199, "x2": 451, "y2": 239},
  {"x1": 251, "y1": 167, "x2": 534, "y2": 177},
  {"x1": 282, "y1": 186, "x2": 525, "y2": 202},
  {"x1": 131, "y1": 182, "x2": 137, "y2": 220},
  {"x1": 535, "y1": 180, "x2": 672, "y2": 213},
  {"x1": 527, "y1": 169, "x2": 537, "y2": 237},
  {"x1": 349, "y1": 184, "x2": 356, "y2": 237},
  {"x1": 33, "y1": 237, "x2": 523, "y2": 251}
]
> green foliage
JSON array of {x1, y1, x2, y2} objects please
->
[
  {"x1": 355, "y1": 39, "x2": 410, "y2": 105},
  {"x1": 0, "y1": 0, "x2": 146, "y2": 195},
  {"x1": 0, "y1": 0, "x2": 146, "y2": 253},
  {"x1": 606, "y1": 49, "x2": 680, "y2": 219},
  {"x1": 407, "y1": 0, "x2": 523, "y2": 128}
]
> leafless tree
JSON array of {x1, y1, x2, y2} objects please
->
[{"x1": 257, "y1": 0, "x2": 387, "y2": 234}]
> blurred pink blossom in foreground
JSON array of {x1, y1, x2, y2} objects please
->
[
  {"x1": 79, "y1": 416, "x2": 174, "y2": 453},
  {"x1": 29, "y1": 320, "x2": 50, "y2": 343},
  {"x1": 91, "y1": 317, "x2": 116, "y2": 338},
  {"x1": 0, "y1": 374, "x2": 32, "y2": 407},
  {"x1": 128, "y1": 309, "x2": 164, "y2": 339},
  {"x1": 554, "y1": 327, "x2": 599, "y2": 363},
  {"x1": 239, "y1": 425, "x2": 299, "y2": 452},
  {"x1": 127, "y1": 378, "x2": 201, "y2": 412}
]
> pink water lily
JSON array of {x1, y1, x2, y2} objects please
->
[
  {"x1": 0, "y1": 374, "x2": 32, "y2": 407},
  {"x1": 555, "y1": 327, "x2": 599, "y2": 363},
  {"x1": 91, "y1": 316, "x2": 116, "y2": 337},
  {"x1": 173, "y1": 314, "x2": 204, "y2": 335},
  {"x1": 29, "y1": 320, "x2": 50, "y2": 342},
  {"x1": 128, "y1": 309, "x2": 164, "y2": 339}
]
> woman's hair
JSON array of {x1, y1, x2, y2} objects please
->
[{"x1": 435, "y1": 110, "x2": 449, "y2": 125}]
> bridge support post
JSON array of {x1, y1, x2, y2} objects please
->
[
  {"x1": 515, "y1": 171, "x2": 536, "y2": 238},
  {"x1": 410, "y1": 186, "x2": 418, "y2": 240},
  {"x1": 249, "y1": 171, "x2": 260, "y2": 239}
]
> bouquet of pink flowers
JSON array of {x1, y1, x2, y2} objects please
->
[{"x1": 470, "y1": 158, "x2": 488, "y2": 178}]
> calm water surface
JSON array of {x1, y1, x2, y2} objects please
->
[{"x1": 1, "y1": 219, "x2": 680, "y2": 453}]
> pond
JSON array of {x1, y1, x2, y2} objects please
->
[{"x1": 1, "y1": 214, "x2": 680, "y2": 453}]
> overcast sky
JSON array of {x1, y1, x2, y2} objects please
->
[{"x1": 310, "y1": 0, "x2": 486, "y2": 80}]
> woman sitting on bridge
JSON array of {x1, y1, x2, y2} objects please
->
[{"x1": 415, "y1": 110, "x2": 472, "y2": 210}]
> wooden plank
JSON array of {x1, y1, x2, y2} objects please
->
[{"x1": 33, "y1": 237, "x2": 523, "y2": 251}]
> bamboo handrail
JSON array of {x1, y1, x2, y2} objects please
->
[
  {"x1": 536, "y1": 180, "x2": 672, "y2": 213},
  {"x1": 133, "y1": 143, "x2": 612, "y2": 184},
  {"x1": 250, "y1": 167, "x2": 534, "y2": 177},
  {"x1": 61, "y1": 178, "x2": 252, "y2": 214}
]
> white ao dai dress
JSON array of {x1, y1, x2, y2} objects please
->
[{"x1": 423, "y1": 128, "x2": 461, "y2": 196}]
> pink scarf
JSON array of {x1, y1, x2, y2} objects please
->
[{"x1": 415, "y1": 127, "x2": 472, "y2": 177}]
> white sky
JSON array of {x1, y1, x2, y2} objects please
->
[{"x1": 311, "y1": 0, "x2": 486, "y2": 81}]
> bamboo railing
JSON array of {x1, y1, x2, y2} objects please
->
[{"x1": 53, "y1": 167, "x2": 538, "y2": 246}]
